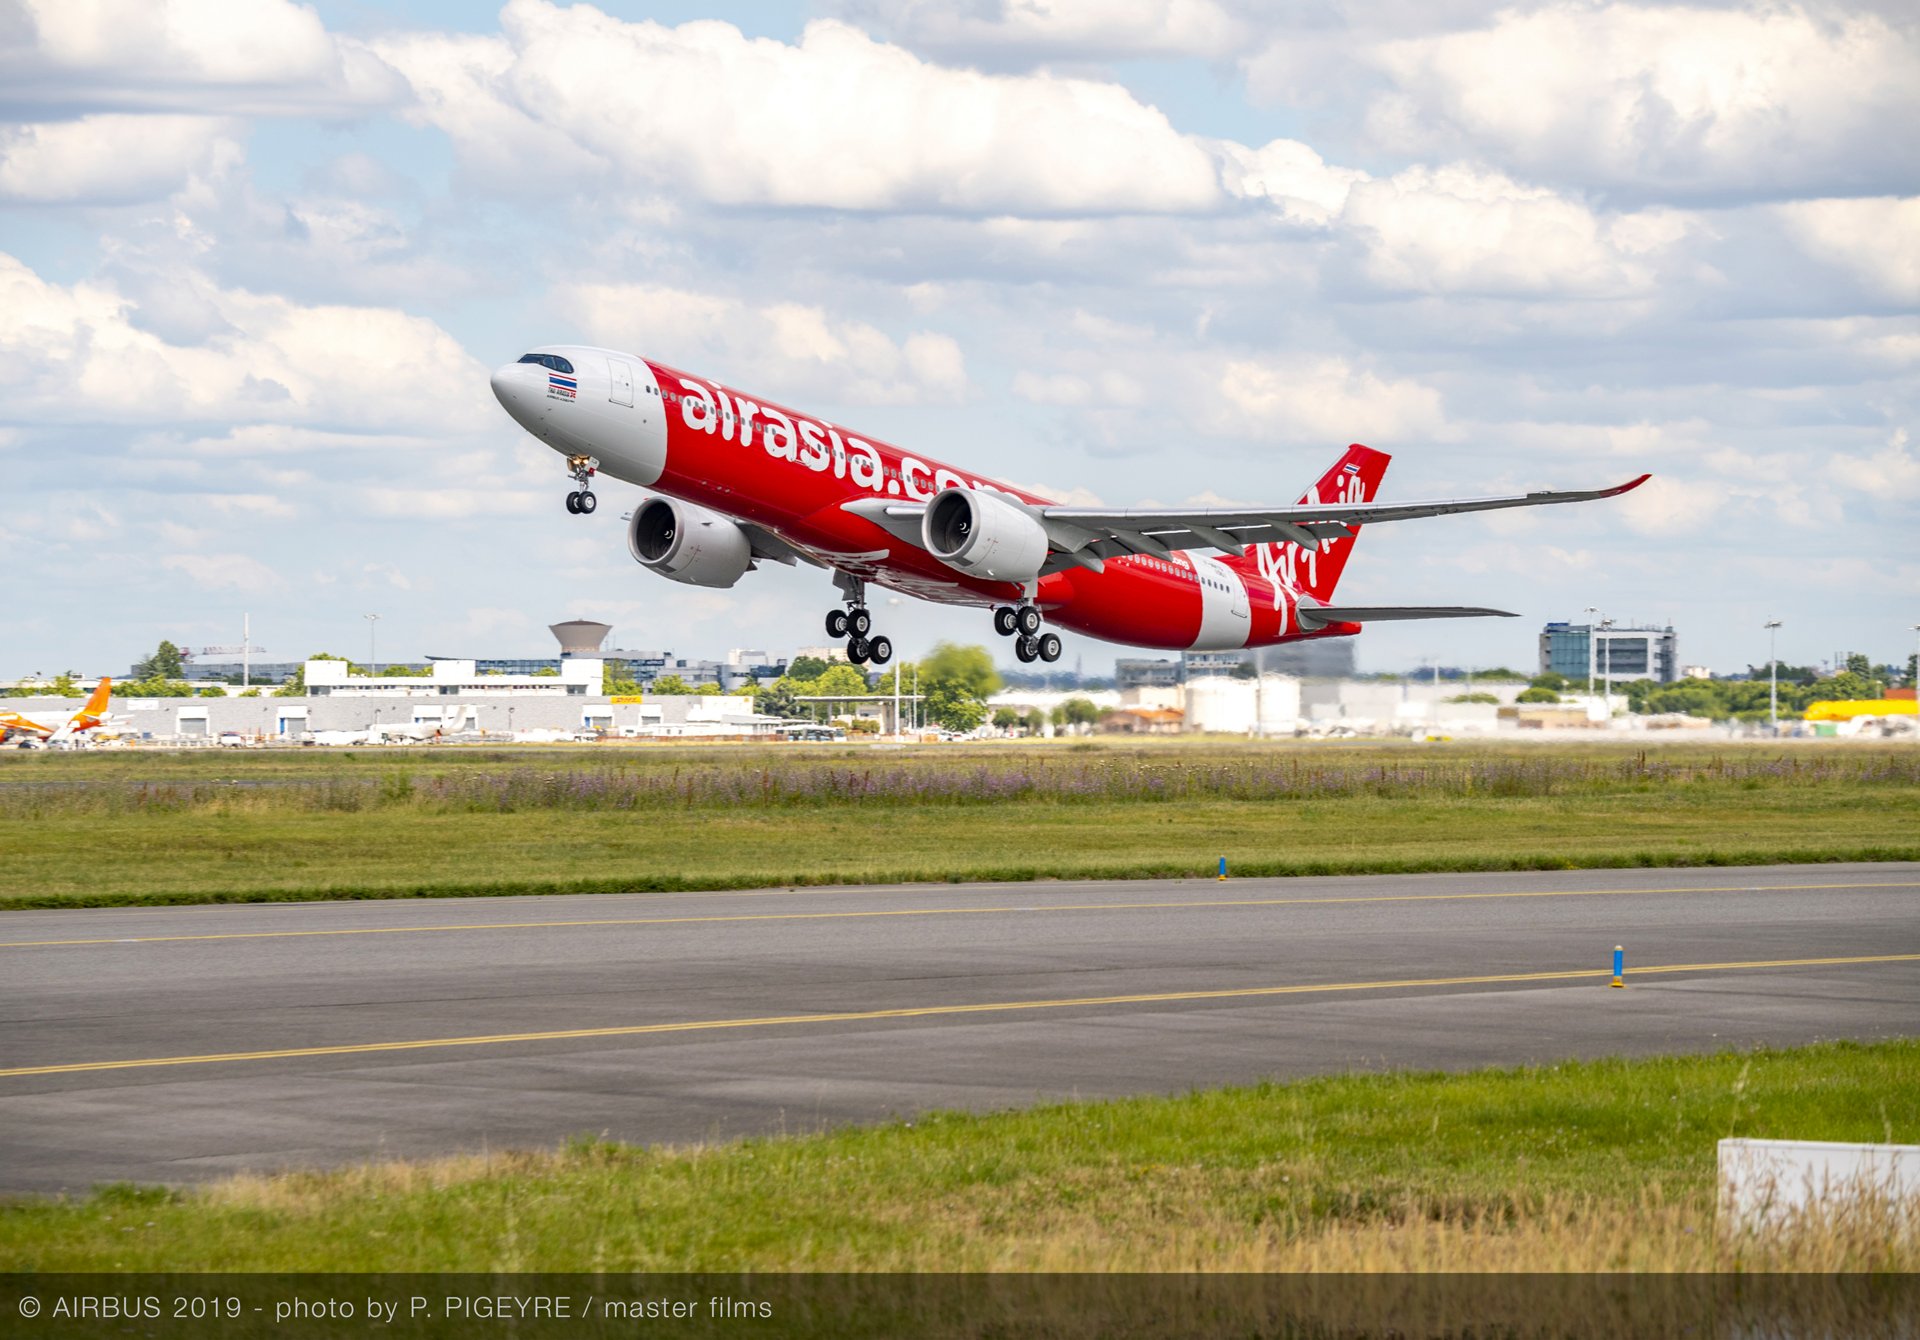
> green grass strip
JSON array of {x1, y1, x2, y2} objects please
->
[{"x1": 3, "y1": 1040, "x2": 1914, "y2": 1271}]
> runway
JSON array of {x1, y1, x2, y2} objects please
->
[{"x1": 2, "y1": 862, "x2": 1916, "y2": 1193}]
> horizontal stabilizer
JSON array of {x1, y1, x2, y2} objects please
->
[{"x1": 1299, "y1": 605, "x2": 1516, "y2": 628}]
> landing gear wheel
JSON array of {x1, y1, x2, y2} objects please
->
[
  {"x1": 1015, "y1": 635, "x2": 1040, "y2": 664},
  {"x1": 1038, "y1": 633, "x2": 1062, "y2": 663},
  {"x1": 867, "y1": 636, "x2": 893, "y2": 666},
  {"x1": 848, "y1": 607, "x2": 872, "y2": 637},
  {"x1": 826, "y1": 609, "x2": 849, "y2": 638},
  {"x1": 1015, "y1": 605, "x2": 1042, "y2": 637},
  {"x1": 847, "y1": 635, "x2": 871, "y2": 664},
  {"x1": 993, "y1": 606, "x2": 1018, "y2": 637},
  {"x1": 563, "y1": 454, "x2": 599, "y2": 516}
]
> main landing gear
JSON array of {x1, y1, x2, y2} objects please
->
[
  {"x1": 827, "y1": 574, "x2": 893, "y2": 666},
  {"x1": 992, "y1": 604, "x2": 1061, "y2": 664},
  {"x1": 563, "y1": 454, "x2": 599, "y2": 514}
]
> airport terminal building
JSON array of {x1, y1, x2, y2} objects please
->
[{"x1": 1539, "y1": 621, "x2": 1678, "y2": 684}]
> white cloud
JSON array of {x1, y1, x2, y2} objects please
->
[
  {"x1": 1013, "y1": 371, "x2": 1094, "y2": 406},
  {"x1": 827, "y1": 0, "x2": 1244, "y2": 61},
  {"x1": 1359, "y1": 3, "x2": 1920, "y2": 199},
  {"x1": 161, "y1": 552, "x2": 282, "y2": 592},
  {"x1": 1210, "y1": 355, "x2": 1446, "y2": 445},
  {"x1": 0, "y1": 251, "x2": 489, "y2": 431},
  {"x1": 0, "y1": 113, "x2": 239, "y2": 204},
  {"x1": 197, "y1": 492, "x2": 295, "y2": 520},
  {"x1": 1339, "y1": 164, "x2": 1694, "y2": 296},
  {"x1": 0, "y1": 0, "x2": 403, "y2": 116},
  {"x1": 375, "y1": 2, "x2": 1223, "y2": 214},
  {"x1": 1776, "y1": 197, "x2": 1920, "y2": 304},
  {"x1": 1217, "y1": 137, "x2": 1367, "y2": 225},
  {"x1": 558, "y1": 281, "x2": 971, "y2": 406}
]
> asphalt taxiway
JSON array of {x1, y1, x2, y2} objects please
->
[{"x1": 2, "y1": 862, "x2": 1915, "y2": 1191}]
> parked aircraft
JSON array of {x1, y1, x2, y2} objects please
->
[
  {"x1": 0, "y1": 676, "x2": 115, "y2": 744},
  {"x1": 490, "y1": 348, "x2": 1646, "y2": 666}
]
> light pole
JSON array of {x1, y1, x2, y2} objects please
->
[
  {"x1": 887, "y1": 598, "x2": 903, "y2": 738},
  {"x1": 1765, "y1": 619, "x2": 1782, "y2": 735},
  {"x1": 1583, "y1": 606, "x2": 1598, "y2": 700},
  {"x1": 1598, "y1": 617, "x2": 1614, "y2": 717},
  {"x1": 364, "y1": 613, "x2": 381, "y2": 676}
]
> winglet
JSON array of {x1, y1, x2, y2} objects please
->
[{"x1": 1606, "y1": 473, "x2": 1652, "y2": 497}]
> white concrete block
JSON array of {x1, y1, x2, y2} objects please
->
[{"x1": 1719, "y1": 1138, "x2": 1920, "y2": 1229}]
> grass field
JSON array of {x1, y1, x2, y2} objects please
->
[
  {"x1": 3, "y1": 741, "x2": 1917, "y2": 908},
  {"x1": 3, "y1": 1041, "x2": 1913, "y2": 1272}
]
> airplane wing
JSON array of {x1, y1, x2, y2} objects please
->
[
  {"x1": 1033, "y1": 475, "x2": 1652, "y2": 560},
  {"x1": 1297, "y1": 605, "x2": 1515, "y2": 628},
  {"x1": 846, "y1": 475, "x2": 1650, "y2": 565}
]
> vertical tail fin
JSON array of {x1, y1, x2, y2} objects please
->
[
  {"x1": 64, "y1": 676, "x2": 112, "y2": 734},
  {"x1": 1230, "y1": 444, "x2": 1390, "y2": 603}
]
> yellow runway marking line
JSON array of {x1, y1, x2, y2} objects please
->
[
  {"x1": 2, "y1": 880, "x2": 1915, "y2": 949},
  {"x1": 4, "y1": 952, "x2": 1915, "y2": 1079}
]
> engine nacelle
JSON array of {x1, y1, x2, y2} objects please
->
[
  {"x1": 922, "y1": 487, "x2": 1050, "y2": 583},
  {"x1": 627, "y1": 497, "x2": 753, "y2": 589}
]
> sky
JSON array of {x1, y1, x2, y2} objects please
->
[{"x1": 3, "y1": 0, "x2": 1916, "y2": 681}]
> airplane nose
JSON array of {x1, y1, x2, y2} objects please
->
[{"x1": 490, "y1": 362, "x2": 525, "y2": 411}]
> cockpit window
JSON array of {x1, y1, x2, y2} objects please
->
[{"x1": 517, "y1": 353, "x2": 575, "y2": 375}]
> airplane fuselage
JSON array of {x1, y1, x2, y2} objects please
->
[{"x1": 490, "y1": 345, "x2": 1361, "y2": 653}]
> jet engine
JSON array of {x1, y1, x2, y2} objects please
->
[
  {"x1": 922, "y1": 487, "x2": 1051, "y2": 583},
  {"x1": 627, "y1": 497, "x2": 753, "y2": 589}
]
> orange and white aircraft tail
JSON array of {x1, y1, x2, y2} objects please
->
[{"x1": 58, "y1": 676, "x2": 114, "y2": 738}]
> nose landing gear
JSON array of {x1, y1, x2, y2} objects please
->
[
  {"x1": 563, "y1": 455, "x2": 599, "y2": 514},
  {"x1": 994, "y1": 604, "x2": 1060, "y2": 663},
  {"x1": 828, "y1": 574, "x2": 893, "y2": 666}
]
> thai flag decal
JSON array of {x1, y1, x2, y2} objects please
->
[
  {"x1": 548, "y1": 372, "x2": 578, "y2": 398},
  {"x1": 1342, "y1": 462, "x2": 1360, "y2": 474}
]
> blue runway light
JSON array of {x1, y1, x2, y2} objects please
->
[
  {"x1": 1218, "y1": 856, "x2": 1227, "y2": 881},
  {"x1": 1612, "y1": 944, "x2": 1625, "y2": 988}
]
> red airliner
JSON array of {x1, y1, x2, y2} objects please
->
[{"x1": 491, "y1": 347, "x2": 1647, "y2": 667}]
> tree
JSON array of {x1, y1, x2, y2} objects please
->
[
  {"x1": 924, "y1": 682, "x2": 987, "y2": 733},
  {"x1": 604, "y1": 660, "x2": 644, "y2": 695},
  {"x1": 786, "y1": 655, "x2": 831, "y2": 682},
  {"x1": 32, "y1": 672, "x2": 85, "y2": 698},
  {"x1": 992, "y1": 707, "x2": 1021, "y2": 730},
  {"x1": 1516, "y1": 686, "x2": 1560, "y2": 704},
  {"x1": 755, "y1": 680, "x2": 800, "y2": 719},
  {"x1": 811, "y1": 664, "x2": 871, "y2": 698},
  {"x1": 1529, "y1": 671, "x2": 1569, "y2": 692},
  {"x1": 195, "y1": 685, "x2": 225, "y2": 698},
  {"x1": 651, "y1": 674, "x2": 694, "y2": 695},
  {"x1": 133, "y1": 640, "x2": 186, "y2": 680},
  {"x1": 1023, "y1": 707, "x2": 1046, "y2": 735},
  {"x1": 920, "y1": 642, "x2": 1001, "y2": 699},
  {"x1": 1446, "y1": 692, "x2": 1500, "y2": 704},
  {"x1": 1059, "y1": 697, "x2": 1101, "y2": 728}
]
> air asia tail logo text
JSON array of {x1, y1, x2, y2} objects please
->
[{"x1": 1251, "y1": 473, "x2": 1368, "y2": 611}]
